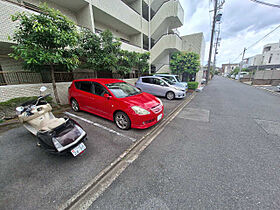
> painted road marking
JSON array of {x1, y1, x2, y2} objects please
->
[{"x1": 64, "y1": 112, "x2": 136, "y2": 142}]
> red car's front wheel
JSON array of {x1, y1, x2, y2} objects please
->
[{"x1": 114, "y1": 111, "x2": 131, "y2": 130}]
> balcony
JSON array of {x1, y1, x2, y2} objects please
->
[
  {"x1": 150, "y1": 33, "x2": 182, "y2": 64},
  {"x1": 92, "y1": 0, "x2": 148, "y2": 36},
  {"x1": 120, "y1": 41, "x2": 148, "y2": 53},
  {"x1": 151, "y1": 0, "x2": 184, "y2": 41}
]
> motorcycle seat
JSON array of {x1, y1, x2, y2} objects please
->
[{"x1": 40, "y1": 118, "x2": 66, "y2": 131}]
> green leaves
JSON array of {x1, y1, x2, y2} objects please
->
[
  {"x1": 170, "y1": 52, "x2": 200, "y2": 76},
  {"x1": 9, "y1": 3, "x2": 80, "y2": 71},
  {"x1": 78, "y1": 29, "x2": 150, "y2": 78}
]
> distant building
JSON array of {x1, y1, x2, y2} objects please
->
[
  {"x1": 181, "y1": 32, "x2": 205, "y2": 84},
  {"x1": 243, "y1": 42, "x2": 280, "y2": 69},
  {"x1": 221, "y1": 63, "x2": 239, "y2": 76},
  {"x1": 262, "y1": 42, "x2": 280, "y2": 65}
]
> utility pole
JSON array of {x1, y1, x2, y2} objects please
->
[
  {"x1": 213, "y1": 26, "x2": 221, "y2": 74},
  {"x1": 237, "y1": 47, "x2": 247, "y2": 81},
  {"x1": 206, "y1": 0, "x2": 218, "y2": 84}
]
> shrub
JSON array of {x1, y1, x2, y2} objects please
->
[{"x1": 188, "y1": 82, "x2": 199, "y2": 90}]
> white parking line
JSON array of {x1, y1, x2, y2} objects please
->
[{"x1": 64, "y1": 112, "x2": 136, "y2": 142}]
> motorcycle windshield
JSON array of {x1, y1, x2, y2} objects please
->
[{"x1": 54, "y1": 121, "x2": 83, "y2": 146}]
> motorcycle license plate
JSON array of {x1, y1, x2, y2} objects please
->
[
  {"x1": 157, "y1": 113, "x2": 162, "y2": 121},
  {"x1": 71, "y1": 143, "x2": 86, "y2": 157}
]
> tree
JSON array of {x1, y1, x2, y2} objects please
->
[
  {"x1": 9, "y1": 3, "x2": 79, "y2": 104},
  {"x1": 170, "y1": 52, "x2": 200, "y2": 81},
  {"x1": 78, "y1": 29, "x2": 121, "y2": 75},
  {"x1": 78, "y1": 29, "x2": 149, "y2": 78},
  {"x1": 135, "y1": 52, "x2": 150, "y2": 76},
  {"x1": 116, "y1": 50, "x2": 136, "y2": 78}
]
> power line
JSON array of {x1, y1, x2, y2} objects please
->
[
  {"x1": 246, "y1": 24, "x2": 280, "y2": 50},
  {"x1": 249, "y1": 0, "x2": 280, "y2": 8},
  {"x1": 232, "y1": 24, "x2": 280, "y2": 62}
]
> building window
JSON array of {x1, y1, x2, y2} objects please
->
[{"x1": 268, "y1": 54, "x2": 273, "y2": 63}]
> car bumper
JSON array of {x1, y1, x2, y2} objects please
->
[
  {"x1": 130, "y1": 110, "x2": 164, "y2": 129},
  {"x1": 175, "y1": 91, "x2": 186, "y2": 99}
]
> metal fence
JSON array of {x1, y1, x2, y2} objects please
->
[
  {"x1": 0, "y1": 71, "x2": 96, "y2": 86},
  {"x1": 0, "y1": 70, "x2": 139, "y2": 86}
]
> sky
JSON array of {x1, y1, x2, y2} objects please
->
[{"x1": 178, "y1": 0, "x2": 280, "y2": 67}]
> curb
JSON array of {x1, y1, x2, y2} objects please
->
[{"x1": 60, "y1": 92, "x2": 197, "y2": 210}]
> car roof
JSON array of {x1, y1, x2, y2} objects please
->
[
  {"x1": 155, "y1": 74, "x2": 178, "y2": 76},
  {"x1": 140, "y1": 76, "x2": 163, "y2": 79},
  {"x1": 73, "y1": 78, "x2": 125, "y2": 85}
]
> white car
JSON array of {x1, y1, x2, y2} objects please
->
[{"x1": 277, "y1": 85, "x2": 280, "y2": 92}]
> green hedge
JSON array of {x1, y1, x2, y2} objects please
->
[{"x1": 188, "y1": 82, "x2": 199, "y2": 90}]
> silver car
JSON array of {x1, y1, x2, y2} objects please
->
[
  {"x1": 135, "y1": 76, "x2": 186, "y2": 100},
  {"x1": 154, "y1": 74, "x2": 188, "y2": 91}
]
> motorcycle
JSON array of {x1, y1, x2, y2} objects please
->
[{"x1": 16, "y1": 86, "x2": 87, "y2": 157}]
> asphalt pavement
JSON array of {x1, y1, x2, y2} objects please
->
[
  {"x1": 90, "y1": 76, "x2": 280, "y2": 209},
  {"x1": 0, "y1": 93, "x2": 189, "y2": 210}
]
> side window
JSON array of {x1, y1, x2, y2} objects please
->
[
  {"x1": 142, "y1": 78, "x2": 152, "y2": 83},
  {"x1": 93, "y1": 82, "x2": 108, "y2": 97},
  {"x1": 74, "y1": 81, "x2": 81, "y2": 90},
  {"x1": 76, "y1": 81, "x2": 93, "y2": 93},
  {"x1": 153, "y1": 78, "x2": 164, "y2": 86},
  {"x1": 155, "y1": 79, "x2": 167, "y2": 86}
]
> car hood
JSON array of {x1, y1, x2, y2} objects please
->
[
  {"x1": 121, "y1": 92, "x2": 160, "y2": 110},
  {"x1": 175, "y1": 82, "x2": 188, "y2": 88},
  {"x1": 170, "y1": 84, "x2": 186, "y2": 91}
]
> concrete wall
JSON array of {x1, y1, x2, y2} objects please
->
[
  {"x1": 151, "y1": 0, "x2": 183, "y2": 40},
  {"x1": 92, "y1": 0, "x2": 146, "y2": 35},
  {"x1": 0, "y1": 82, "x2": 71, "y2": 104},
  {"x1": 151, "y1": 34, "x2": 182, "y2": 63},
  {"x1": 254, "y1": 70, "x2": 280, "y2": 80},
  {"x1": 76, "y1": 3, "x2": 94, "y2": 31},
  {"x1": 0, "y1": 57, "x2": 24, "y2": 72},
  {"x1": 0, "y1": 79, "x2": 138, "y2": 104},
  {"x1": 253, "y1": 70, "x2": 280, "y2": 85}
]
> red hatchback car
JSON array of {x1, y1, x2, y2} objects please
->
[{"x1": 68, "y1": 79, "x2": 164, "y2": 130}]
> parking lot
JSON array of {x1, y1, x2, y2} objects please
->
[{"x1": 0, "y1": 93, "x2": 191, "y2": 210}]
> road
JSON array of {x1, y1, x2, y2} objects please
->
[
  {"x1": 90, "y1": 77, "x2": 280, "y2": 209},
  {"x1": 0, "y1": 93, "x2": 190, "y2": 210}
]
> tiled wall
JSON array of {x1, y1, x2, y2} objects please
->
[{"x1": 0, "y1": 79, "x2": 138, "y2": 104}]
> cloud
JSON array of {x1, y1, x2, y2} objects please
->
[
  {"x1": 178, "y1": 0, "x2": 211, "y2": 40},
  {"x1": 178, "y1": 0, "x2": 280, "y2": 66}
]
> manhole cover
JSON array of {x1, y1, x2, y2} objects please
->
[
  {"x1": 255, "y1": 119, "x2": 280, "y2": 136},
  {"x1": 178, "y1": 108, "x2": 210, "y2": 122}
]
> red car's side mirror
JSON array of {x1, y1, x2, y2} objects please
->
[{"x1": 104, "y1": 93, "x2": 111, "y2": 99}]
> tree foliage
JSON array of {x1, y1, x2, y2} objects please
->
[
  {"x1": 78, "y1": 29, "x2": 122, "y2": 73},
  {"x1": 9, "y1": 3, "x2": 79, "y2": 104},
  {"x1": 78, "y1": 29, "x2": 150, "y2": 78},
  {"x1": 135, "y1": 52, "x2": 150, "y2": 76},
  {"x1": 170, "y1": 52, "x2": 200, "y2": 76}
]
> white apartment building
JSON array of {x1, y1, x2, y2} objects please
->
[
  {"x1": 262, "y1": 42, "x2": 280, "y2": 65},
  {"x1": 0, "y1": 0, "x2": 204, "y2": 78},
  {"x1": 243, "y1": 42, "x2": 280, "y2": 68}
]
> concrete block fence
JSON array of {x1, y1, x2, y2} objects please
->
[{"x1": 0, "y1": 79, "x2": 138, "y2": 105}]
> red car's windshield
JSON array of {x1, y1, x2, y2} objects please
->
[{"x1": 106, "y1": 82, "x2": 141, "y2": 98}]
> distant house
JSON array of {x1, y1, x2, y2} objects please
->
[{"x1": 221, "y1": 63, "x2": 239, "y2": 76}]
